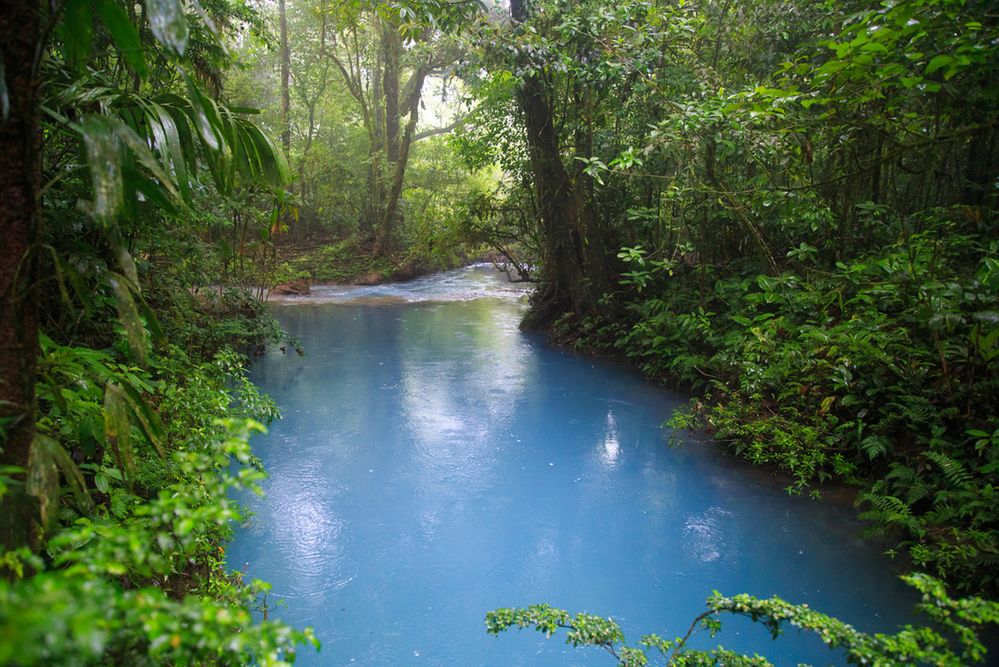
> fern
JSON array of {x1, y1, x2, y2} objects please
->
[
  {"x1": 859, "y1": 491, "x2": 920, "y2": 532},
  {"x1": 859, "y1": 435, "x2": 891, "y2": 460},
  {"x1": 925, "y1": 451, "x2": 974, "y2": 490}
]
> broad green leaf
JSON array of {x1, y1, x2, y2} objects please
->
[
  {"x1": 183, "y1": 72, "x2": 222, "y2": 150},
  {"x1": 33, "y1": 434, "x2": 95, "y2": 516},
  {"x1": 81, "y1": 116, "x2": 124, "y2": 222},
  {"x1": 108, "y1": 271, "x2": 149, "y2": 366},
  {"x1": 114, "y1": 240, "x2": 139, "y2": 285},
  {"x1": 60, "y1": 0, "x2": 94, "y2": 70},
  {"x1": 110, "y1": 118, "x2": 181, "y2": 202},
  {"x1": 131, "y1": 172, "x2": 179, "y2": 214},
  {"x1": 26, "y1": 435, "x2": 60, "y2": 533},
  {"x1": 94, "y1": 0, "x2": 148, "y2": 79},
  {"x1": 118, "y1": 380, "x2": 166, "y2": 459},
  {"x1": 104, "y1": 382, "x2": 136, "y2": 483},
  {"x1": 925, "y1": 54, "x2": 952, "y2": 75},
  {"x1": 146, "y1": 102, "x2": 193, "y2": 200},
  {"x1": 147, "y1": 0, "x2": 189, "y2": 56}
]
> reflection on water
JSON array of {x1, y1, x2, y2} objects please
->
[
  {"x1": 599, "y1": 410, "x2": 621, "y2": 468},
  {"x1": 228, "y1": 265, "x2": 919, "y2": 666}
]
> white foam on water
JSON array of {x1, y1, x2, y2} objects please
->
[{"x1": 269, "y1": 264, "x2": 532, "y2": 305}]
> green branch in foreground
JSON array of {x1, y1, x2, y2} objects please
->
[{"x1": 485, "y1": 574, "x2": 999, "y2": 667}]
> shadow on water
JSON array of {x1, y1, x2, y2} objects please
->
[{"x1": 229, "y1": 265, "x2": 923, "y2": 666}]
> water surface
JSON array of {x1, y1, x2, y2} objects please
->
[{"x1": 229, "y1": 265, "x2": 918, "y2": 665}]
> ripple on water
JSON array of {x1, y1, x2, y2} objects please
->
[{"x1": 681, "y1": 506, "x2": 736, "y2": 564}]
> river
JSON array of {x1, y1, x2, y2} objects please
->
[{"x1": 227, "y1": 264, "x2": 918, "y2": 665}]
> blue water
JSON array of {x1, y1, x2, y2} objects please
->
[{"x1": 228, "y1": 265, "x2": 919, "y2": 666}]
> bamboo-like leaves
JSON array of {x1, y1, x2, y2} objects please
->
[
  {"x1": 59, "y1": 0, "x2": 94, "y2": 71},
  {"x1": 79, "y1": 83, "x2": 290, "y2": 225},
  {"x1": 81, "y1": 114, "x2": 182, "y2": 224},
  {"x1": 147, "y1": 0, "x2": 190, "y2": 56},
  {"x1": 116, "y1": 381, "x2": 166, "y2": 460},
  {"x1": 81, "y1": 116, "x2": 125, "y2": 222},
  {"x1": 26, "y1": 438, "x2": 59, "y2": 533},
  {"x1": 94, "y1": 0, "x2": 148, "y2": 79},
  {"x1": 102, "y1": 378, "x2": 167, "y2": 485},
  {"x1": 183, "y1": 72, "x2": 223, "y2": 150}
]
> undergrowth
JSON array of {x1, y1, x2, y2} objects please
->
[{"x1": 597, "y1": 215, "x2": 999, "y2": 595}]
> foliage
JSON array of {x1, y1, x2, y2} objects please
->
[
  {"x1": 486, "y1": 574, "x2": 999, "y2": 666},
  {"x1": 459, "y1": 0, "x2": 999, "y2": 595},
  {"x1": 1, "y1": 0, "x2": 315, "y2": 661},
  {"x1": 0, "y1": 415, "x2": 316, "y2": 665},
  {"x1": 614, "y1": 227, "x2": 999, "y2": 591},
  {"x1": 225, "y1": 0, "x2": 485, "y2": 258},
  {"x1": 272, "y1": 237, "x2": 399, "y2": 284}
]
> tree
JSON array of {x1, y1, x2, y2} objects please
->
[
  {"x1": 0, "y1": 0, "x2": 290, "y2": 549},
  {"x1": 0, "y1": 0, "x2": 43, "y2": 549},
  {"x1": 508, "y1": 0, "x2": 597, "y2": 327},
  {"x1": 279, "y1": 0, "x2": 292, "y2": 155},
  {"x1": 319, "y1": 0, "x2": 476, "y2": 255},
  {"x1": 0, "y1": 0, "x2": 317, "y2": 662}
]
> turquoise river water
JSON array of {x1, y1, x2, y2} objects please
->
[{"x1": 228, "y1": 265, "x2": 919, "y2": 666}]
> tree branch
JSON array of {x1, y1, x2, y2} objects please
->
[{"x1": 413, "y1": 116, "x2": 465, "y2": 142}]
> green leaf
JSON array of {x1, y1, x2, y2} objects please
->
[
  {"x1": 925, "y1": 54, "x2": 952, "y2": 75},
  {"x1": 94, "y1": 0, "x2": 148, "y2": 79},
  {"x1": 60, "y1": 0, "x2": 94, "y2": 70},
  {"x1": 145, "y1": 101, "x2": 193, "y2": 200},
  {"x1": 118, "y1": 381, "x2": 166, "y2": 459},
  {"x1": 81, "y1": 116, "x2": 124, "y2": 222},
  {"x1": 110, "y1": 118, "x2": 181, "y2": 202},
  {"x1": 27, "y1": 435, "x2": 60, "y2": 533},
  {"x1": 181, "y1": 72, "x2": 220, "y2": 150},
  {"x1": 108, "y1": 271, "x2": 149, "y2": 366},
  {"x1": 113, "y1": 240, "x2": 139, "y2": 285},
  {"x1": 104, "y1": 382, "x2": 136, "y2": 483},
  {"x1": 33, "y1": 434, "x2": 95, "y2": 516},
  {"x1": 146, "y1": 0, "x2": 189, "y2": 56}
]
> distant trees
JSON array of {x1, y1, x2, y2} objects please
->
[{"x1": 318, "y1": 1, "x2": 477, "y2": 255}]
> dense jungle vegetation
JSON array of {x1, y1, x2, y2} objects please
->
[{"x1": 0, "y1": 0, "x2": 997, "y2": 664}]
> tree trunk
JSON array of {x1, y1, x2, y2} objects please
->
[
  {"x1": 575, "y1": 89, "x2": 610, "y2": 306},
  {"x1": 371, "y1": 24, "x2": 403, "y2": 256},
  {"x1": 373, "y1": 67, "x2": 426, "y2": 257},
  {"x1": 0, "y1": 0, "x2": 42, "y2": 550},
  {"x1": 511, "y1": 0, "x2": 592, "y2": 328},
  {"x1": 362, "y1": 18, "x2": 386, "y2": 237},
  {"x1": 278, "y1": 0, "x2": 291, "y2": 155}
]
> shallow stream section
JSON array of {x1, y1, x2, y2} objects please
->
[{"x1": 228, "y1": 264, "x2": 918, "y2": 666}]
